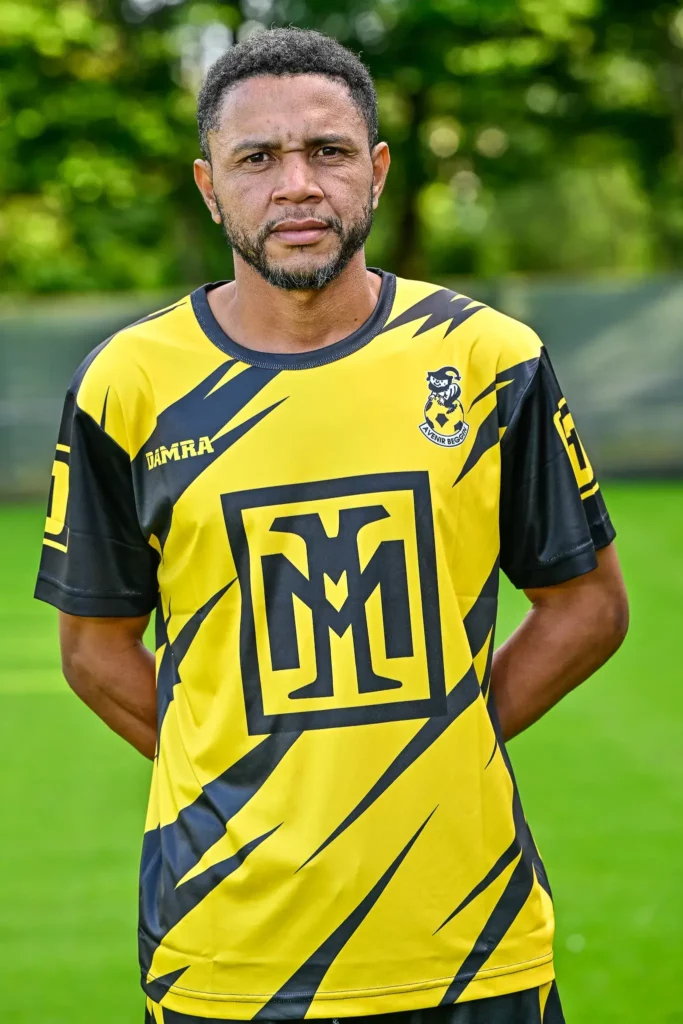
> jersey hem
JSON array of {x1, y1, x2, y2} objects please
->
[
  {"x1": 507, "y1": 541, "x2": 598, "y2": 589},
  {"x1": 34, "y1": 575, "x2": 156, "y2": 617},
  {"x1": 590, "y1": 515, "x2": 616, "y2": 551},
  {"x1": 145, "y1": 953, "x2": 554, "y2": 1018},
  {"x1": 511, "y1": 509, "x2": 616, "y2": 590}
]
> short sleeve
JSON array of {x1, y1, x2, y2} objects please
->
[
  {"x1": 499, "y1": 346, "x2": 616, "y2": 589},
  {"x1": 34, "y1": 385, "x2": 159, "y2": 617}
]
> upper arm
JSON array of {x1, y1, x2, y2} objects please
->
[
  {"x1": 59, "y1": 611, "x2": 151, "y2": 672},
  {"x1": 59, "y1": 611, "x2": 151, "y2": 650},
  {"x1": 523, "y1": 543, "x2": 629, "y2": 638}
]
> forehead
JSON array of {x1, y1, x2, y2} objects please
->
[{"x1": 213, "y1": 73, "x2": 366, "y2": 146}]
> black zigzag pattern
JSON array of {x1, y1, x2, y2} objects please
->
[
  {"x1": 434, "y1": 709, "x2": 551, "y2": 944},
  {"x1": 434, "y1": 837, "x2": 520, "y2": 934},
  {"x1": 146, "y1": 824, "x2": 280, "y2": 973},
  {"x1": 142, "y1": 965, "x2": 189, "y2": 1004},
  {"x1": 298, "y1": 664, "x2": 479, "y2": 872},
  {"x1": 139, "y1": 731, "x2": 301, "y2": 977},
  {"x1": 253, "y1": 809, "x2": 438, "y2": 1020},
  {"x1": 382, "y1": 288, "x2": 485, "y2": 338},
  {"x1": 438, "y1": 856, "x2": 536, "y2": 1005},
  {"x1": 455, "y1": 358, "x2": 538, "y2": 487},
  {"x1": 155, "y1": 579, "x2": 235, "y2": 732},
  {"x1": 131, "y1": 360, "x2": 285, "y2": 546},
  {"x1": 461, "y1": 557, "x2": 499, "y2": 700},
  {"x1": 462, "y1": 558, "x2": 499, "y2": 659}
]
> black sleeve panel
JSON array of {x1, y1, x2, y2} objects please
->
[
  {"x1": 500, "y1": 347, "x2": 616, "y2": 590},
  {"x1": 35, "y1": 390, "x2": 159, "y2": 617}
]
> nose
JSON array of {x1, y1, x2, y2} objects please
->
[{"x1": 272, "y1": 152, "x2": 324, "y2": 205}]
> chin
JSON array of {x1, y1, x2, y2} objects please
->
[
  {"x1": 270, "y1": 252, "x2": 336, "y2": 275},
  {"x1": 274, "y1": 254, "x2": 328, "y2": 272},
  {"x1": 270, "y1": 242, "x2": 336, "y2": 262}
]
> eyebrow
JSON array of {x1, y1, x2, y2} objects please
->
[{"x1": 231, "y1": 134, "x2": 357, "y2": 155}]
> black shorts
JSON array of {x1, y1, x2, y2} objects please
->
[{"x1": 145, "y1": 981, "x2": 565, "y2": 1024}]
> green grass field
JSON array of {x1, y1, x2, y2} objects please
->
[{"x1": 1, "y1": 485, "x2": 682, "y2": 1023}]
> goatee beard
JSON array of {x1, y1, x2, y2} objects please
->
[{"x1": 215, "y1": 196, "x2": 374, "y2": 291}]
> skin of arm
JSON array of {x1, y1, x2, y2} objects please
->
[
  {"x1": 490, "y1": 542, "x2": 629, "y2": 741},
  {"x1": 59, "y1": 612, "x2": 157, "y2": 760}
]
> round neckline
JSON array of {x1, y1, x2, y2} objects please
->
[{"x1": 190, "y1": 268, "x2": 396, "y2": 370}]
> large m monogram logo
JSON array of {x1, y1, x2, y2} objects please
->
[
  {"x1": 222, "y1": 473, "x2": 447, "y2": 734},
  {"x1": 263, "y1": 505, "x2": 412, "y2": 700}
]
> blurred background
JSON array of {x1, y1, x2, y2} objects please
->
[{"x1": 0, "y1": 1, "x2": 681, "y2": 1021}]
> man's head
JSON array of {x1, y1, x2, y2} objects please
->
[{"x1": 193, "y1": 28, "x2": 390, "y2": 291}]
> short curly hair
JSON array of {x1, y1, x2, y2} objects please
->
[{"x1": 196, "y1": 27, "x2": 378, "y2": 160}]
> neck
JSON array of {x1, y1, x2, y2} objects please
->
[{"x1": 206, "y1": 252, "x2": 382, "y2": 355}]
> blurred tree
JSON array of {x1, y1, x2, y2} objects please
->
[
  {"x1": 1, "y1": 0, "x2": 683, "y2": 291},
  {"x1": 0, "y1": 0, "x2": 240, "y2": 291}
]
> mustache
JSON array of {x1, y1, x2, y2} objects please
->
[{"x1": 262, "y1": 213, "x2": 343, "y2": 237}]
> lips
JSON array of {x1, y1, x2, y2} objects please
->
[{"x1": 271, "y1": 219, "x2": 330, "y2": 245}]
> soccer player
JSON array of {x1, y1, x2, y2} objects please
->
[{"x1": 35, "y1": 28, "x2": 628, "y2": 1024}]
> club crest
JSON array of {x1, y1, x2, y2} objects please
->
[{"x1": 419, "y1": 366, "x2": 469, "y2": 447}]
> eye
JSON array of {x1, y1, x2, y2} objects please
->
[
  {"x1": 244, "y1": 152, "x2": 269, "y2": 165},
  {"x1": 318, "y1": 146, "x2": 343, "y2": 157}
]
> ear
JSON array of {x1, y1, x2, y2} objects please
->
[
  {"x1": 193, "y1": 159, "x2": 222, "y2": 224},
  {"x1": 370, "y1": 142, "x2": 391, "y2": 210}
]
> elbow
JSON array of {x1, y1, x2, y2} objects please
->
[
  {"x1": 593, "y1": 542, "x2": 629, "y2": 657},
  {"x1": 59, "y1": 612, "x2": 104, "y2": 697},
  {"x1": 614, "y1": 593, "x2": 630, "y2": 648},
  {"x1": 60, "y1": 632, "x2": 96, "y2": 697},
  {"x1": 60, "y1": 643, "x2": 85, "y2": 693},
  {"x1": 598, "y1": 584, "x2": 629, "y2": 659}
]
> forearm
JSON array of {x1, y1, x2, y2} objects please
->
[
  {"x1": 76, "y1": 679, "x2": 157, "y2": 759},
  {"x1": 491, "y1": 603, "x2": 615, "y2": 740},
  {"x1": 490, "y1": 547, "x2": 629, "y2": 741},
  {"x1": 60, "y1": 615, "x2": 157, "y2": 759}
]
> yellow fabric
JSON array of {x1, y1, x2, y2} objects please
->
[
  {"x1": 539, "y1": 979, "x2": 553, "y2": 1016},
  {"x1": 79, "y1": 277, "x2": 557, "y2": 1018}
]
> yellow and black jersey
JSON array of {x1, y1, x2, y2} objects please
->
[{"x1": 35, "y1": 271, "x2": 614, "y2": 1020}]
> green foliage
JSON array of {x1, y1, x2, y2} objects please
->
[{"x1": 2, "y1": 0, "x2": 683, "y2": 290}]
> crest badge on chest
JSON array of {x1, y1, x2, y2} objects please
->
[{"x1": 419, "y1": 366, "x2": 469, "y2": 447}]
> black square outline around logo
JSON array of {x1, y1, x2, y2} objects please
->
[{"x1": 221, "y1": 472, "x2": 447, "y2": 734}]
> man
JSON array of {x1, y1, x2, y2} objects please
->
[{"x1": 35, "y1": 27, "x2": 628, "y2": 1024}]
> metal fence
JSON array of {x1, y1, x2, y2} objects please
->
[{"x1": 1, "y1": 275, "x2": 682, "y2": 499}]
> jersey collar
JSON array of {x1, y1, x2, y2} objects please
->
[{"x1": 190, "y1": 269, "x2": 396, "y2": 371}]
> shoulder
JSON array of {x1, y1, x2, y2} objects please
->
[
  {"x1": 66, "y1": 293, "x2": 197, "y2": 455},
  {"x1": 389, "y1": 274, "x2": 543, "y2": 370},
  {"x1": 70, "y1": 294, "x2": 194, "y2": 404},
  {"x1": 67, "y1": 288, "x2": 236, "y2": 458},
  {"x1": 475, "y1": 306, "x2": 543, "y2": 374}
]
